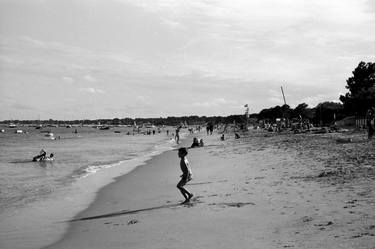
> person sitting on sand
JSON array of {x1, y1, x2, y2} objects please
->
[
  {"x1": 199, "y1": 138, "x2": 204, "y2": 147},
  {"x1": 191, "y1": 137, "x2": 200, "y2": 148},
  {"x1": 177, "y1": 147, "x2": 193, "y2": 204},
  {"x1": 220, "y1": 134, "x2": 225, "y2": 141}
]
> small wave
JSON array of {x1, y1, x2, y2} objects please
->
[
  {"x1": 72, "y1": 159, "x2": 128, "y2": 179},
  {"x1": 73, "y1": 139, "x2": 177, "y2": 179},
  {"x1": 81, "y1": 161, "x2": 123, "y2": 178}
]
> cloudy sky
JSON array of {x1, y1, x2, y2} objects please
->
[{"x1": 1, "y1": 0, "x2": 375, "y2": 120}]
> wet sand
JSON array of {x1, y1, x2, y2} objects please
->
[{"x1": 45, "y1": 129, "x2": 375, "y2": 249}]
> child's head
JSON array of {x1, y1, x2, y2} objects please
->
[{"x1": 178, "y1": 147, "x2": 188, "y2": 157}]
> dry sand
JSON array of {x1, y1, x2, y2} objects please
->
[{"x1": 45, "y1": 129, "x2": 375, "y2": 249}]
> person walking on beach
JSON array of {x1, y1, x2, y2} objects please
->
[
  {"x1": 175, "y1": 126, "x2": 181, "y2": 144},
  {"x1": 177, "y1": 147, "x2": 193, "y2": 204}
]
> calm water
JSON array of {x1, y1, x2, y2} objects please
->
[{"x1": 0, "y1": 125, "x2": 182, "y2": 249}]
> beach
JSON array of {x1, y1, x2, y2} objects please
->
[{"x1": 45, "y1": 129, "x2": 375, "y2": 249}]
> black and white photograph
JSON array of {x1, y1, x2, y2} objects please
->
[{"x1": 0, "y1": 0, "x2": 374, "y2": 248}]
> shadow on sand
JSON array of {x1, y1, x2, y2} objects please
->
[{"x1": 69, "y1": 203, "x2": 185, "y2": 222}]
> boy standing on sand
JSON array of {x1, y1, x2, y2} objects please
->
[{"x1": 177, "y1": 147, "x2": 193, "y2": 204}]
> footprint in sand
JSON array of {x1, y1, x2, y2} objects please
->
[
  {"x1": 208, "y1": 202, "x2": 256, "y2": 208},
  {"x1": 351, "y1": 232, "x2": 375, "y2": 238},
  {"x1": 301, "y1": 216, "x2": 313, "y2": 223}
]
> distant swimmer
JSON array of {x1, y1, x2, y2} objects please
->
[
  {"x1": 33, "y1": 150, "x2": 54, "y2": 162},
  {"x1": 33, "y1": 149, "x2": 46, "y2": 161}
]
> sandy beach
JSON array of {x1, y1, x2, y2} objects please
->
[{"x1": 45, "y1": 129, "x2": 375, "y2": 249}]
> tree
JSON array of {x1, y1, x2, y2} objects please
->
[
  {"x1": 258, "y1": 105, "x2": 291, "y2": 121},
  {"x1": 340, "y1": 61, "x2": 375, "y2": 115},
  {"x1": 313, "y1": 102, "x2": 343, "y2": 125},
  {"x1": 112, "y1": 118, "x2": 121, "y2": 125}
]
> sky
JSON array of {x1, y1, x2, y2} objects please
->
[{"x1": 1, "y1": 0, "x2": 375, "y2": 120}]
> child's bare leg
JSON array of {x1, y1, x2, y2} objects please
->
[
  {"x1": 184, "y1": 188, "x2": 193, "y2": 202},
  {"x1": 177, "y1": 186, "x2": 188, "y2": 200},
  {"x1": 177, "y1": 178, "x2": 193, "y2": 203},
  {"x1": 179, "y1": 186, "x2": 193, "y2": 203}
]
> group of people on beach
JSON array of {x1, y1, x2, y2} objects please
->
[{"x1": 190, "y1": 137, "x2": 204, "y2": 148}]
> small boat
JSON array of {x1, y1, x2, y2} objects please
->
[
  {"x1": 0, "y1": 129, "x2": 5, "y2": 133},
  {"x1": 15, "y1": 130, "x2": 23, "y2": 134},
  {"x1": 99, "y1": 126, "x2": 110, "y2": 130},
  {"x1": 45, "y1": 132, "x2": 54, "y2": 137},
  {"x1": 9, "y1": 123, "x2": 16, "y2": 128},
  {"x1": 114, "y1": 131, "x2": 121, "y2": 133}
]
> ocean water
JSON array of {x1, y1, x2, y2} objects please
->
[{"x1": 0, "y1": 125, "x2": 182, "y2": 249}]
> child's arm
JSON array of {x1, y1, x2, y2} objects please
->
[{"x1": 185, "y1": 159, "x2": 193, "y2": 180}]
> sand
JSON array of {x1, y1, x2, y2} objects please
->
[{"x1": 45, "y1": 129, "x2": 375, "y2": 249}]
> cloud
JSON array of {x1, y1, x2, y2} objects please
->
[
  {"x1": 299, "y1": 94, "x2": 328, "y2": 107},
  {"x1": 192, "y1": 98, "x2": 238, "y2": 108},
  {"x1": 79, "y1": 87, "x2": 104, "y2": 94},
  {"x1": 11, "y1": 103, "x2": 35, "y2": 110},
  {"x1": 267, "y1": 89, "x2": 284, "y2": 105},
  {"x1": 19, "y1": 36, "x2": 90, "y2": 55},
  {"x1": 62, "y1": 76, "x2": 74, "y2": 83},
  {"x1": 1, "y1": 0, "x2": 375, "y2": 120},
  {"x1": 365, "y1": 0, "x2": 375, "y2": 13},
  {"x1": 83, "y1": 74, "x2": 96, "y2": 82}
]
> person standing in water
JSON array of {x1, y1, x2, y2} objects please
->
[{"x1": 176, "y1": 147, "x2": 193, "y2": 204}]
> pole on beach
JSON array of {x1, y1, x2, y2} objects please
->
[
  {"x1": 244, "y1": 104, "x2": 249, "y2": 130},
  {"x1": 280, "y1": 86, "x2": 288, "y2": 127},
  {"x1": 281, "y1": 86, "x2": 287, "y2": 106}
]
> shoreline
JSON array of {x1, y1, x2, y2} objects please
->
[
  {"x1": 45, "y1": 130, "x2": 375, "y2": 249},
  {"x1": 42, "y1": 132, "x2": 195, "y2": 249}
]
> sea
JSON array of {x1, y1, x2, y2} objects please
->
[{"x1": 0, "y1": 125, "x2": 183, "y2": 249}]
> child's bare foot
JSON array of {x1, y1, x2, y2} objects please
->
[{"x1": 181, "y1": 199, "x2": 190, "y2": 204}]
